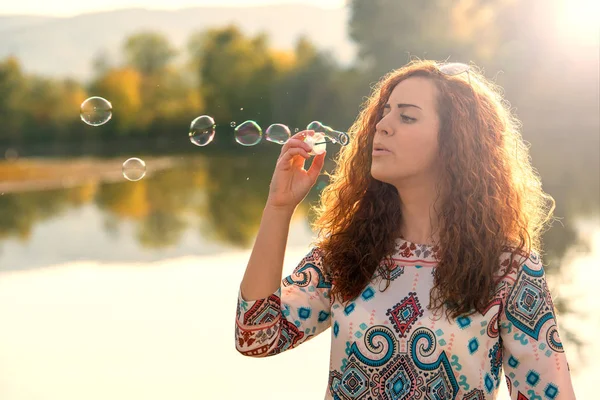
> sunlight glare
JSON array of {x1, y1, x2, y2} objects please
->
[{"x1": 556, "y1": 0, "x2": 600, "y2": 46}]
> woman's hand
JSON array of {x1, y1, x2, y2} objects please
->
[{"x1": 266, "y1": 130, "x2": 326, "y2": 213}]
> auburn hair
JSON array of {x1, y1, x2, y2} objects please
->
[{"x1": 311, "y1": 59, "x2": 556, "y2": 319}]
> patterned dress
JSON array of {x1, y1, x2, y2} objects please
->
[{"x1": 235, "y1": 238, "x2": 576, "y2": 399}]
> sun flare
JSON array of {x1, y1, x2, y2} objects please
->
[{"x1": 556, "y1": 0, "x2": 600, "y2": 45}]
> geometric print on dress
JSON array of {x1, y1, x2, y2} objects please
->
[
  {"x1": 504, "y1": 264, "x2": 555, "y2": 341},
  {"x1": 328, "y1": 326, "x2": 459, "y2": 399},
  {"x1": 396, "y1": 238, "x2": 441, "y2": 261},
  {"x1": 386, "y1": 292, "x2": 424, "y2": 338},
  {"x1": 238, "y1": 293, "x2": 305, "y2": 356},
  {"x1": 488, "y1": 341, "x2": 502, "y2": 387},
  {"x1": 283, "y1": 249, "x2": 332, "y2": 290},
  {"x1": 409, "y1": 327, "x2": 459, "y2": 400},
  {"x1": 546, "y1": 324, "x2": 564, "y2": 353},
  {"x1": 389, "y1": 265, "x2": 405, "y2": 281},
  {"x1": 463, "y1": 388, "x2": 485, "y2": 399},
  {"x1": 270, "y1": 318, "x2": 305, "y2": 355},
  {"x1": 243, "y1": 293, "x2": 281, "y2": 326}
]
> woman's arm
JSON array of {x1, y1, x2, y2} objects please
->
[
  {"x1": 499, "y1": 251, "x2": 576, "y2": 399},
  {"x1": 236, "y1": 246, "x2": 332, "y2": 357},
  {"x1": 240, "y1": 205, "x2": 295, "y2": 301}
]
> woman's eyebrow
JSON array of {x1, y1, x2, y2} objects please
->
[
  {"x1": 382, "y1": 103, "x2": 422, "y2": 110},
  {"x1": 397, "y1": 103, "x2": 422, "y2": 110}
]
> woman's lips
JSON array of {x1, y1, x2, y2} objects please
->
[{"x1": 372, "y1": 149, "x2": 392, "y2": 156}]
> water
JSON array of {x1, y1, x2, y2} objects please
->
[{"x1": 0, "y1": 155, "x2": 597, "y2": 399}]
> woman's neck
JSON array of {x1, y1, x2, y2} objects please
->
[{"x1": 396, "y1": 180, "x2": 441, "y2": 246}]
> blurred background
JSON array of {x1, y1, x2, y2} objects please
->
[{"x1": 0, "y1": 0, "x2": 597, "y2": 399}]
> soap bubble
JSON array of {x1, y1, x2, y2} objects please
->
[
  {"x1": 122, "y1": 158, "x2": 146, "y2": 181},
  {"x1": 234, "y1": 120, "x2": 262, "y2": 146},
  {"x1": 303, "y1": 131, "x2": 327, "y2": 156},
  {"x1": 230, "y1": 121, "x2": 237, "y2": 127},
  {"x1": 265, "y1": 124, "x2": 291, "y2": 145},
  {"x1": 189, "y1": 115, "x2": 216, "y2": 147},
  {"x1": 306, "y1": 121, "x2": 349, "y2": 146},
  {"x1": 80, "y1": 96, "x2": 112, "y2": 126}
]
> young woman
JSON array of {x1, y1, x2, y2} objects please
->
[{"x1": 235, "y1": 59, "x2": 576, "y2": 399}]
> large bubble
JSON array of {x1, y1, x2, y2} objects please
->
[
  {"x1": 80, "y1": 96, "x2": 112, "y2": 126},
  {"x1": 122, "y1": 157, "x2": 146, "y2": 181},
  {"x1": 189, "y1": 115, "x2": 216, "y2": 147},
  {"x1": 265, "y1": 124, "x2": 291, "y2": 145},
  {"x1": 234, "y1": 120, "x2": 263, "y2": 146}
]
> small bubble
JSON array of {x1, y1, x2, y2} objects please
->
[
  {"x1": 240, "y1": 108, "x2": 244, "y2": 111},
  {"x1": 122, "y1": 157, "x2": 146, "y2": 181},
  {"x1": 234, "y1": 120, "x2": 262, "y2": 146},
  {"x1": 230, "y1": 121, "x2": 237, "y2": 127},
  {"x1": 80, "y1": 96, "x2": 112, "y2": 126},
  {"x1": 265, "y1": 124, "x2": 291, "y2": 145},
  {"x1": 294, "y1": 128, "x2": 299, "y2": 133},
  {"x1": 189, "y1": 115, "x2": 216, "y2": 147},
  {"x1": 246, "y1": 177, "x2": 249, "y2": 180}
]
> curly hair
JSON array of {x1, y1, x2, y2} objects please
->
[{"x1": 311, "y1": 59, "x2": 556, "y2": 319}]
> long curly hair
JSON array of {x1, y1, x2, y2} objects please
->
[{"x1": 311, "y1": 59, "x2": 556, "y2": 319}]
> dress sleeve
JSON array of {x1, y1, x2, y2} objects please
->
[
  {"x1": 499, "y1": 250, "x2": 577, "y2": 399},
  {"x1": 235, "y1": 247, "x2": 333, "y2": 357}
]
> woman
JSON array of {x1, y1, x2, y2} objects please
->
[{"x1": 235, "y1": 59, "x2": 576, "y2": 399}]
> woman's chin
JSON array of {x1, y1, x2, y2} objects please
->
[{"x1": 370, "y1": 167, "x2": 395, "y2": 184}]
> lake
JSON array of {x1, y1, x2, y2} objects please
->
[{"x1": 0, "y1": 155, "x2": 597, "y2": 399}]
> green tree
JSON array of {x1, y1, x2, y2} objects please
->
[
  {"x1": 349, "y1": 0, "x2": 505, "y2": 78},
  {"x1": 0, "y1": 57, "x2": 26, "y2": 143},
  {"x1": 188, "y1": 25, "x2": 282, "y2": 144},
  {"x1": 271, "y1": 37, "x2": 363, "y2": 132},
  {"x1": 123, "y1": 32, "x2": 177, "y2": 76}
]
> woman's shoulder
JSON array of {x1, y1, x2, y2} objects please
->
[{"x1": 496, "y1": 244, "x2": 544, "y2": 282}]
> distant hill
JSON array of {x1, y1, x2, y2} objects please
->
[{"x1": 0, "y1": 5, "x2": 355, "y2": 81}]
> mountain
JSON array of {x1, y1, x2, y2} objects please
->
[
  {"x1": 0, "y1": 5, "x2": 355, "y2": 81},
  {"x1": 0, "y1": 15, "x2": 54, "y2": 32}
]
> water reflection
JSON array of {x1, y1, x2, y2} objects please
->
[
  {"x1": 0, "y1": 153, "x2": 596, "y2": 272},
  {"x1": 0, "y1": 155, "x2": 322, "y2": 270},
  {"x1": 0, "y1": 151, "x2": 598, "y2": 311}
]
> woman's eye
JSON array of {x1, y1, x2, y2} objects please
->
[{"x1": 401, "y1": 115, "x2": 416, "y2": 123}]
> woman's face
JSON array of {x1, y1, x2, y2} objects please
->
[{"x1": 371, "y1": 77, "x2": 441, "y2": 186}]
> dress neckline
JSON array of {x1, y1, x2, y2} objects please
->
[{"x1": 394, "y1": 236, "x2": 441, "y2": 262}]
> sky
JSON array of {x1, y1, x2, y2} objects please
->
[{"x1": 0, "y1": 0, "x2": 346, "y2": 17}]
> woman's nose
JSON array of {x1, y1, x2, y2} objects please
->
[{"x1": 376, "y1": 118, "x2": 391, "y2": 136}]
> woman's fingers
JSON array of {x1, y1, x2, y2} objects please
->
[
  {"x1": 279, "y1": 130, "x2": 314, "y2": 156},
  {"x1": 307, "y1": 151, "x2": 326, "y2": 181},
  {"x1": 277, "y1": 147, "x2": 310, "y2": 169}
]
